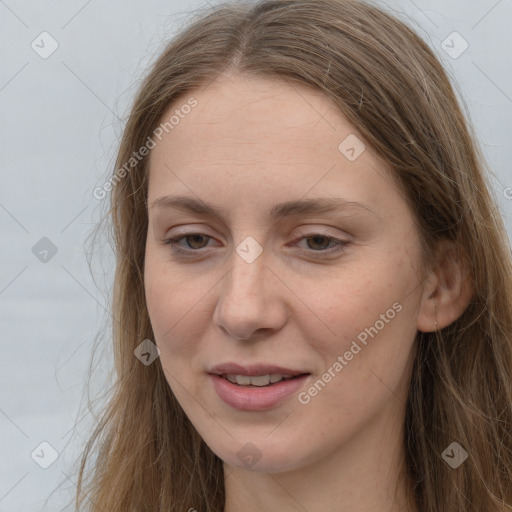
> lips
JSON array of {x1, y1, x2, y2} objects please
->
[
  {"x1": 210, "y1": 373, "x2": 309, "y2": 410},
  {"x1": 209, "y1": 362, "x2": 308, "y2": 377},
  {"x1": 208, "y1": 362, "x2": 311, "y2": 410}
]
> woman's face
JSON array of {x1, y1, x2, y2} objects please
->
[{"x1": 144, "y1": 74, "x2": 427, "y2": 473}]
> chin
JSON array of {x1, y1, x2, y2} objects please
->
[{"x1": 204, "y1": 434, "x2": 311, "y2": 474}]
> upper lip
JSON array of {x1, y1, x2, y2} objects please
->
[{"x1": 209, "y1": 362, "x2": 309, "y2": 377}]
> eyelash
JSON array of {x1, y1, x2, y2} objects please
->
[{"x1": 163, "y1": 232, "x2": 348, "y2": 258}]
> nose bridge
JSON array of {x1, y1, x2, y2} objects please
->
[
  {"x1": 224, "y1": 247, "x2": 268, "y2": 309},
  {"x1": 213, "y1": 245, "x2": 279, "y2": 339}
]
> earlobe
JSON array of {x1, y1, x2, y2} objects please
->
[{"x1": 417, "y1": 240, "x2": 474, "y2": 333}]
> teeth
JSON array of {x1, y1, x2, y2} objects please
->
[{"x1": 224, "y1": 374, "x2": 296, "y2": 386}]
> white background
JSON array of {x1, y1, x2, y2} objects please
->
[{"x1": 1, "y1": 0, "x2": 511, "y2": 510}]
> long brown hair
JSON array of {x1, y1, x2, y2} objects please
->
[{"x1": 74, "y1": 1, "x2": 512, "y2": 510}]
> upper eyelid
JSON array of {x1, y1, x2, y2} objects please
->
[
  {"x1": 167, "y1": 230, "x2": 347, "y2": 242},
  {"x1": 165, "y1": 224, "x2": 351, "y2": 239},
  {"x1": 166, "y1": 232, "x2": 348, "y2": 252}
]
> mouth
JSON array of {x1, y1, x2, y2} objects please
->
[
  {"x1": 216, "y1": 373, "x2": 309, "y2": 387},
  {"x1": 209, "y1": 368, "x2": 311, "y2": 412},
  {"x1": 208, "y1": 362, "x2": 309, "y2": 385}
]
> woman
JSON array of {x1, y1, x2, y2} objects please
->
[{"x1": 76, "y1": 0, "x2": 512, "y2": 510}]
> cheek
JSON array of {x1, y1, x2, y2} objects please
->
[
  {"x1": 144, "y1": 255, "x2": 205, "y2": 359},
  {"x1": 309, "y1": 251, "x2": 419, "y2": 344},
  {"x1": 303, "y1": 249, "x2": 421, "y2": 394},
  {"x1": 144, "y1": 262, "x2": 208, "y2": 405}
]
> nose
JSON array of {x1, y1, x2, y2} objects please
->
[{"x1": 212, "y1": 249, "x2": 287, "y2": 340}]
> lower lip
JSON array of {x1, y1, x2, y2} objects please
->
[{"x1": 209, "y1": 374, "x2": 310, "y2": 411}]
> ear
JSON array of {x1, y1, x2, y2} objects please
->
[{"x1": 417, "y1": 239, "x2": 474, "y2": 333}]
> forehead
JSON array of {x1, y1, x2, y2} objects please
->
[
  {"x1": 151, "y1": 74, "x2": 348, "y2": 159},
  {"x1": 146, "y1": 74, "x2": 401, "y2": 221}
]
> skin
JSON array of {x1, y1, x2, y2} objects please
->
[{"x1": 144, "y1": 74, "x2": 469, "y2": 512}]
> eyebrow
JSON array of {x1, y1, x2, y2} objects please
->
[{"x1": 150, "y1": 194, "x2": 379, "y2": 221}]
